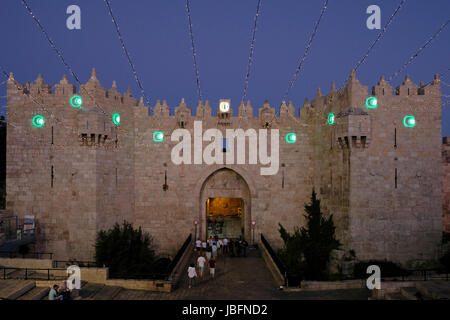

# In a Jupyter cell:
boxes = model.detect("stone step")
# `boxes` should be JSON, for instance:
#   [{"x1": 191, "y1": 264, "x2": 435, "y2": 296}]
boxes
[
  {"x1": 78, "y1": 283, "x2": 105, "y2": 300},
  {"x1": 0, "y1": 280, "x2": 35, "y2": 300},
  {"x1": 17, "y1": 286, "x2": 49, "y2": 300},
  {"x1": 385, "y1": 292, "x2": 411, "y2": 300},
  {"x1": 415, "y1": 281, "x2": 450, "y2": 300},
  {"x1": 400, "y1": 287, "x2": 420, "y2": 300},
  {"x1": 90, "y1": 285, "x2": 123, "y2": 300}
]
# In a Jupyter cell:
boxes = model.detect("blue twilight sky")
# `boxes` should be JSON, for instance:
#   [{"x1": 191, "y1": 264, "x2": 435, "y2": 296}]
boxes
[{"x1": 0, "y1": 0, "x2": 449, "y2": 136}]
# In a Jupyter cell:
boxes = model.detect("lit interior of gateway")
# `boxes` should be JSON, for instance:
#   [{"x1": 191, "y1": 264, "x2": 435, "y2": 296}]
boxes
[{"x1": 206, "y1": 198, "x2": 243, "y2": 239}]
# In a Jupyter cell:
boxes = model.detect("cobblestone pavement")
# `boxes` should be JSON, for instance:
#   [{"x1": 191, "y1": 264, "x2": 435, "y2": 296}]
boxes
[{"x1": 111, "y1": 248, "x2": 370, "y2": 300}]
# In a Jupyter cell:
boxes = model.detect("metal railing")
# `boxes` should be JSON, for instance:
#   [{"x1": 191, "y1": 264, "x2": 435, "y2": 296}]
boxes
[
  {"x1": 260, "y1": 234, "x2": 287, "y2": 277},
  {"x1": 53, "y1": 260, "x2": 97, "y2": 268},
  {"x1": 166, "y1": 233, "x2": 192, "y2": 276},
  {"x1": 108, "y1": 272, "x2": 171, "y2": 281},
  {"x1": 0, "y1": 251, "x2": 53, "y2": 260},
  {"x1": 1, "y1": 267, "x2": 67, "y2": 281}
]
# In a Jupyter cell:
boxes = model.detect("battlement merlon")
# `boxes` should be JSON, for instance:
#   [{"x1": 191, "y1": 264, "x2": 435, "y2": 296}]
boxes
[
  {"x1": 6, "y1": 68, "x2": 139, "y2": 107},
  {"x1": 310, "y1": 70, "x2": 442, "y2": 115},
  {"x1": 6, "y1": 68, "x2": 442, "y2": 117}
]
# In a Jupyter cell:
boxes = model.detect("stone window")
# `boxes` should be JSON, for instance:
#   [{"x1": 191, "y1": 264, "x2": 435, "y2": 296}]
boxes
[{"x1": 222, "y1": 138, "x2": 228, "y2": 153}]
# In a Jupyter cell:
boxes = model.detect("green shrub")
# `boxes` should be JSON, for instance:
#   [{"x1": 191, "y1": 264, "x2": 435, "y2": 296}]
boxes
[
  {"x1": 353, "y1": 260, "x2": 411, "y2": 278},
  {"x1": 94, "y1": 221, "x2": 166, "y2": 278},
  {"x1": 278, "y1": 189, "x2": 341, "y2": 281}
]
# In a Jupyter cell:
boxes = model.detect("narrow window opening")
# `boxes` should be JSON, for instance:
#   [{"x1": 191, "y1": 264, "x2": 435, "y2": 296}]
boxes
[
  {"x1": 395, "y1": 168, "x2": 398, "y2": 189},
  {"x1": 382, "y1": 88, "x2": 385, "y2": 95},
  {"x1": 86, "y1": 120, "x2": 88, "y2": 130},
  {"x1": 408, "y1": 88, "x2": 410, "y2": 95},
  {"x1": 222, "y1": 138, "x2": 228, "y2": 153},
  {"x1": 51, "y1": 165, "x2": 54, "y2": 188},
  {"x1": 90, "y1": 134, "x2": 95, "y2": 144},
  {"x1": 98, "y1": 134, "x2": 102, "y2": 144},
  {"x1": 361, "y1": 136, "x2": 367, "y2": 148},
  {"x1": 51, "y1": 126, "x2": 54, "y2": 145},
  {"x1": 394, "y1": 128, "x2": 397, "y2": 148}
]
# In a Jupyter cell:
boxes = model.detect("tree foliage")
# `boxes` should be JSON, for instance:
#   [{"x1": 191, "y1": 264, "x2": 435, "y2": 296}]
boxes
[
  {"x1": 94, "y1": 221, "x2": 164, "y2": 277},
  {"x1": 278, "y1": 189, "x2": 341, "y2": 280}
]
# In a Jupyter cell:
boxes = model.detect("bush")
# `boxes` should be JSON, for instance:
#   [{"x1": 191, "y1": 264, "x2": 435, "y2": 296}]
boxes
[
  {"x1": 353, "y1": 260, "x2": 411, "y2": 278},
  {"x1": 278, "y1": 189, "x2": 341, "y2": 281},
  {"x1": 94, "y1": 221, "x2": 167, "y2": 278}
]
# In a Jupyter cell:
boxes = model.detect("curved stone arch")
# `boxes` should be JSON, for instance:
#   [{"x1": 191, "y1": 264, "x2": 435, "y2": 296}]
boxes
[
  {"x1": 193, "y1": 165, "x2": 257, "y2": 199},
  {"x1": 195, "y1": 166, "x2": 253, "y2": 241}
]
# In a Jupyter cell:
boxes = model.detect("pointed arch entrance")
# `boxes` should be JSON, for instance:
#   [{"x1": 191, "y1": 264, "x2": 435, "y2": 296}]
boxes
[{"x1": 199, "y1": 168, "x2": 251, "y2": 241}]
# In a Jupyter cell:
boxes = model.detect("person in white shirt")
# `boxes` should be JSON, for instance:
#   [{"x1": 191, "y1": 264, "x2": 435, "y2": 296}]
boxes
[
  {"x1": 187, "y1": 263, "x2": 197, "y2": 288},
  {"x1": 195, "y1": 239, "x2": 202, "y2": 254},
  {"x1": 197, "y1": 255, "x2": 206, "y2": 277},
  {"x1": 201, "y1": 240, "x2": 207, "y2": 253},
  {"x1": 223, "y1": 238, "x2": 228, "y2": 254},
  {"x1": 212, "y1": 243, "x2": 218, "y2": 258},
  {"x1": 217, "y1": 239, "x2": 223, "y2": 255}
]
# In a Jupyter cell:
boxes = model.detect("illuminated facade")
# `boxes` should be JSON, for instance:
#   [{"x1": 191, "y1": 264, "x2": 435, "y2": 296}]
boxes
[{"x1": 5, "y1": 69, "x2": 446, "y2": 266}]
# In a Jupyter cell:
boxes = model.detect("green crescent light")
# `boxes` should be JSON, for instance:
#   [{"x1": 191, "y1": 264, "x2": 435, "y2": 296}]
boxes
[
  {"x1": 70, "y1": 95, "x2": 83, "y2": 108},
  {"x1": 286, "y1": 133, "x2": 297, "y2": 143},
  {"x1": 32, "y1": 115, "x2": 45, "y2": 128},
  {"x1": 153, "y1": 132, "x2": 164, "y2": 142},
  {"x1": 403, "y1": 115, "x2": 416, "y2": 128},
  {"x1": 366, "y1": 97, "x2": 378, "y2": 109},
  {"x1": 112, "y1": 113, "x2": 121, "y2": 125},
  {"x1": 327, "y1": 113, "x2": 335, "y2": 125}
]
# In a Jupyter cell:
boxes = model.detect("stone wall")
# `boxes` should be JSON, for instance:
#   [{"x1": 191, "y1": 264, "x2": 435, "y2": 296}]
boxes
[
  {"x1": 5, "y1": 68, "x2": 444, "y2": 266},
  {"x1": 443, "y1": 137, "x2": 450, "y2": 233}
]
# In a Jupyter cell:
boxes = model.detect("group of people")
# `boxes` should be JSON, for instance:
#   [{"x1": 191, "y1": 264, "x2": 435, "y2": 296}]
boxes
[
  {"x1": 187, "y1": 235, "x2": 249, "y2": 288},
  {"x1": 48, "y1": 282, "x2": 72, "y2": 300}
]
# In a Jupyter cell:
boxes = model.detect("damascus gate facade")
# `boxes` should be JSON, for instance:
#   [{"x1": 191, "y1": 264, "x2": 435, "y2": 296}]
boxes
[{"x1": 5, "y1": 68, "x2": 447, "y2": 265}]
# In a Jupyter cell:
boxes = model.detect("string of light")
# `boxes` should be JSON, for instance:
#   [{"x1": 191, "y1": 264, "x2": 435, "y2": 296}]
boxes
[
  {"x1": 242, "y1": 0, "x2": 262, "y2": 103},
  {"x1": 20, "y1": 0, "x2": 133, "y2": 136},
  {"x1": 0, "y1": 66, "x2": 80, "y2": 133},
  {"x1": 283, "y1": 0, "x2": 329, "y2": 102},
  {"x1": 186, "y1": 0, "x2": 203, "y2": 102},
  {"x1": 387, "y1": 18, "x2": 450, "y2": 82},
  {"x1": 348, "y1": 0, "x2": 407, "y2": 84},
  {"x1": 20, "y1": 0, "x2": 117, "y2": 121},
  {"x1": 104, "y1": 0, "x2": 151, "y2": 108}
]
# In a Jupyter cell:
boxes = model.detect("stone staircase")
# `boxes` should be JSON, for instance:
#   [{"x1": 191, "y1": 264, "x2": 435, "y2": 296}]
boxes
[
  {"x1": 0, "y1": 280, "x2": 35, "y2": 300},
  {"x1": 384, "y1": 281, "x2": 450, "y2": 300}
]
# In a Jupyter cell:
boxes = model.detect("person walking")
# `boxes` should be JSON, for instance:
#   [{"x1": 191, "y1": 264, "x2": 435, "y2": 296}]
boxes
[
  {"x1": 202, "y1": 240, "x2": 207, "y2": 254},
  {"x1": 195, "y1": 238, "x2": 202, "y2": 254},
  {"x1": 197, "y1": 254, "x2": 206, "y2": 278},
  {"x1": 223, "y1": 238, "x2": 228, "y2": 254},
  {"x1": 206, "y1": 245, "x2": 212, "y2": 261},
  {"x1": 217, "y1": 238, "x2": 223, "y2": 255},
  {"x1": 229, "y1": 239, "x2": 235, "y2": 257},
  {"x1": 187, "y1": 263, "x2": 197, "y2": 288},
  {"x1": 212, "y1": 243, "x2": 218, "y2": 259},
  {"x1": 209, "y1": 257, "x2": 216, "y2": 279}
]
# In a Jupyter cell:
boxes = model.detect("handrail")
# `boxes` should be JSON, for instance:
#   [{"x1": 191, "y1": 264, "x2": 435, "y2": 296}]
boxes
[
  {"x1": 166, "y1": 233, "x2": 192, "y2": 276},
  {"x1": 0, "y1": 251, "x2": 53, "y2": 260},
  {"x1": 53, "y1": 260, "x2": 97, "y2": 268},
  {"x1": 0, "y1": 267, "x2": 68, "y2": 281},
  {"x1": 260, "y1": 234, "x2": 287, "y2": 276}
]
